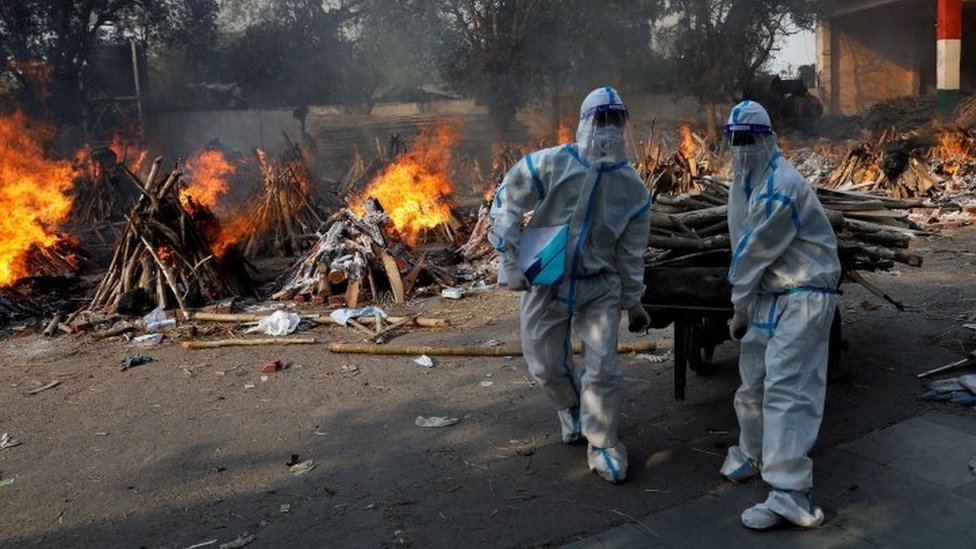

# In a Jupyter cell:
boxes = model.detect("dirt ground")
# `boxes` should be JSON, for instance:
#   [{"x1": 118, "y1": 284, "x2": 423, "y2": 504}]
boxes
[{"x1": 2, "y1": 227, "x2": 976, "y2": 549}]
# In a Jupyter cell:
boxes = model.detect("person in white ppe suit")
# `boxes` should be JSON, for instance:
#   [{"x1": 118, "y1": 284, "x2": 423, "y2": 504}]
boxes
[
  {"x1": 488, "y1": 86, "x2": 651, "y2": 484},
  {"x1": 719, "y1": 100, "x2": 841, "y2": 529}
]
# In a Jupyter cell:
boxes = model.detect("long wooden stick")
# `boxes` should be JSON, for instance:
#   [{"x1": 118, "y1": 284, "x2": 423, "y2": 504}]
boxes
[
  {"x1": 182, "y1": 337, "x2": 318, "y2": 349},
  {"x1": 327, "y1": 340, "x2": 660, "y2": 356}
]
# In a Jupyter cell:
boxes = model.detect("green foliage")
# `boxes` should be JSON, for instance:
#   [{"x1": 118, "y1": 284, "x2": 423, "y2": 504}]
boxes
[
  {"x1": 0, "y1": 0, "x2": 217, "y2": 121},
  {"x1": 657, "y1": 0, "x2": 828, "y2": 104}
]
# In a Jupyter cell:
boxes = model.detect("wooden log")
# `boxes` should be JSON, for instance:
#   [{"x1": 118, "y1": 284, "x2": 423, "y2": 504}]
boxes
[
  {"x1": 372, "y1": 243, "x2": 405, "y2": 303},
  {"x1": 649, "y1": 234, "x2": 730, "y2": 252},
  {"x1": 182, "y1": 337, "x2": 318, "y2": 349},
  {"x1": 43, "y1": 314, "x2": 62, "y2": 337},
  {"x1": 327, "y1": 340, "x2": 660, "y2": 356}
]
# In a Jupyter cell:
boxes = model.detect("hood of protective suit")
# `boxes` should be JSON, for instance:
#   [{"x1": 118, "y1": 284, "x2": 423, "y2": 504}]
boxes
[
  {"x1": 725, "y1": 101, "x2": 778, "y2": 187},
  {"x1": 577, "y1": 86, "x2": 630, "y2": 164}
]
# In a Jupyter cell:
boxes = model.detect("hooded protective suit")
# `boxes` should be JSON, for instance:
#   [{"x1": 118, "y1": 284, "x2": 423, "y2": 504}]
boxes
[
  {"x1": 488, "y1": 86, "x2": 651, "y2": 483},
  {"x1": 720, "y1": 100, "x2": 841, "y2": 529}
]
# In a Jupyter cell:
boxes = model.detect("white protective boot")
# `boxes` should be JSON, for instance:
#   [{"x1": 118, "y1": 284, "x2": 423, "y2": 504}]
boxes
[
  {"x1": 587, "y1": 442, "x2": 628, "y2": 484},
  {"x1": 720, "y1": 445, "x2": 761, "y2": 482},
  {"x1": 741, "y1": 489, "x2": 825, "y2": 530},
  {"x1": 557, "y1": 405, "x2": 583, "y2": 445}
]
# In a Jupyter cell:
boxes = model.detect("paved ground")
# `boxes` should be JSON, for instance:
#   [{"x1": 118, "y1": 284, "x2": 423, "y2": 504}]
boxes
[{"x1": 565, "y1": 410, "x2": 976, "y2": 549}]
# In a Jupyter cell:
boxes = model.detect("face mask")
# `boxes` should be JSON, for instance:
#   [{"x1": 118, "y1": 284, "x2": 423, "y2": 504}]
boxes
[{"x1": 590, "y1": 126, "x2": 623, "y2": 160}]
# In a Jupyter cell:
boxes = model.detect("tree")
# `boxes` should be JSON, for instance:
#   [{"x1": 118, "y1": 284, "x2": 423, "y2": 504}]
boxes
[
  {"x1": 420, "y1": 0, "x2": 663, "y2": 138},
  {"x1": 212, "y1": 0, "x2": 373, "y2": 109},
  {"x1": 656, "y1": 0, "x2": 829, "y2": 137},
  {"x1": 0, "y1": 0, "x2": 218, "y2": 123}
]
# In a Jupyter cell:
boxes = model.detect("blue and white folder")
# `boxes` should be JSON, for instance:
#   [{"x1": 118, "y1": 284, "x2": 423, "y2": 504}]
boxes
[{"x1": 498, "y1": 224, "x2": 568, "y2": 286}]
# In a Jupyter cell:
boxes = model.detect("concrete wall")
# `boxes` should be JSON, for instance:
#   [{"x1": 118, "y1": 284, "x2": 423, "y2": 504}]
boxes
[
  {"x1": 817, "y1": 0, "x2": 976, "y2": 116},
  {"x1": 818, "y1": 1, "x2": 933, "y2": 116},
  {"x1": 151, "y1": 108, "x2": 304, "y2": 158}
]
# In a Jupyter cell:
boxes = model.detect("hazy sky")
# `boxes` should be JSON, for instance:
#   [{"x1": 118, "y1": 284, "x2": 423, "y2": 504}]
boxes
[{"x1": 769, "y1": 29, "x2": 816, "y2": 75}]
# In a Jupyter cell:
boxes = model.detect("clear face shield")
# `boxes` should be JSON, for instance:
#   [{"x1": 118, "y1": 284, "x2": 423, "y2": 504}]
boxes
[
  {"x1": 722, "y1": 122, "x2": 777, "y2": 181},
  {"x1": 578, "y1": 104, "x2": 638, "y2": 164}
]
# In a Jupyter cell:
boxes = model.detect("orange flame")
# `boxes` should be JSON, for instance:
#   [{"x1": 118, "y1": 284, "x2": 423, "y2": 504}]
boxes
[
  {"x1": 181, "y1": 149, "x2": 235, "y2": 209},
  {"x1": 211, "y1": 214, "x2": 252, "y2": 259},
  {"x1": 556, "y1": 123, "x2": 573, "y2": 145},
  {"x1": 935, "y1": 130, "x2": 974, "y2": 176},
  {"x1": 109, "y1": 134, "x2": 148, "y2": 173},
  {"x1": 0, "y1": 111, "x2": 78, "y2": 285},
  {"x1": 859, "y1": 161, "x2": 881, "y2": 184},
  {"x1": 678, "y1": 124, "x2": 697, "y2": 159},
  {"x1": 778, "y1": 135, "x2": 791, "y2": 153},
  {"x1": 352, "y1": 125, "x2": 456, "y2": 246}
]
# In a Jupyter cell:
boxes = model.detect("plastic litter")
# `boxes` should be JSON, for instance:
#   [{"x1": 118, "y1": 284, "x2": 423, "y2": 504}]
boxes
[
  {"x1": 129, "y1": 333, "x2": 163, "y2": 347},
  {"x1": 245, "y1": 310, "x2": 301, "y2": 336},
  {"x1": 120, "y1": 354, "x2": 153, "y2": 371},
  {"x1": 329, "y1": 306, "x2": 388, "y2": 327},
  {"x1": 289, "y1": 459, "x2": 316, "y2": 476},
  {"x1": 634, "y1": 351, "x2": 672, "y2": 363},
  {"x1": 261, "y1": 360, "x2": 282, "y2": 373},
  {"x1": 479, "y1": 381, "x2": 494, "y2": 387},
  {"x1": 141, "y1": 307, "x2": 175, "y2": 332},
  {"x1": 441, "y1": 287, "x2": 465, "y2": 299},
  {"x1": 921, "y1": 374, "x2": 976, "y2": 409},
  {"x1": 415, "y1": 416, "x2": 459, "y2": 428},
  {"x1": 0, "y1": 433, "x2": 21, "y2": 450},
  {"x1": 969, "y1": 456, "x2": 976, "y2": 476},
  {"x1": 0, "y1": 478, "x2": 13, "y2": 489},
  {"x1": 413, "y1": 355, "x2": 435, "y2": 368}
]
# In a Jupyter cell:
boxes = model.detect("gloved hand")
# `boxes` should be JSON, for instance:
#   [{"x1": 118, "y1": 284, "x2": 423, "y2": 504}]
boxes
[
  {"x1": 627, "y1": 304, "x2": 650, "y2": 333},
  {"x1": 502, "y1": 261, "x2": 529, "y2": 292},
  {"x1": 729, "y1": 308, "x2": 749, "y2": 340}
]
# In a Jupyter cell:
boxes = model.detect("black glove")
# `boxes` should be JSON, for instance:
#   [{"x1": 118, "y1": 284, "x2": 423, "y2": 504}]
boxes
[{"x1": 627, "y1": 304, "x2": 650, "y2": 333}]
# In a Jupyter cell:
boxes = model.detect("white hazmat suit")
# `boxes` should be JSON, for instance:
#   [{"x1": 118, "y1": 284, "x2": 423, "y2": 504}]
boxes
[
  {"x1": 719, "y1": 100, "x2": 841, "y2": 529},
  {"x1": 489, "y1": 86, "x2": 651, "y2": 484}
]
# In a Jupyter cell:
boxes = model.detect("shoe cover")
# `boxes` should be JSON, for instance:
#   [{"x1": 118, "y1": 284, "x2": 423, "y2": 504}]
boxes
[
  {"x1": 587, "y1": 443, "x2": 627, "y2": 484},
  {"x1": 741, "y1": 489, "x2": 825, "y2": 530},
  {"x1": 558, "y1": 406, "x2": 582, "y2": 444},
  {"x1": 720, "y1": 445, "x2": 760, "y2": 482}
]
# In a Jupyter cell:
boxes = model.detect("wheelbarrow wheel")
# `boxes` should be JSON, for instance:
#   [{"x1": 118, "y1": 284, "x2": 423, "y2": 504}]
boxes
[
  {"x1": 826, "y1": 306, "x2": 850, "y2": 383},
  {"x1": 687, "y1": 323, "x2": 719, "y2": 375}
]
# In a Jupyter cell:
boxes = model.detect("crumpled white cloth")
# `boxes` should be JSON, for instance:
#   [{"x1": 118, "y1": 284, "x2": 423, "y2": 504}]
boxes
[
  {"x1": 329, "y1": 306, "x2": 388, "y2": 327},
  {"x1": 245, "y1": 310, "x2": 301, "y2": 336}
]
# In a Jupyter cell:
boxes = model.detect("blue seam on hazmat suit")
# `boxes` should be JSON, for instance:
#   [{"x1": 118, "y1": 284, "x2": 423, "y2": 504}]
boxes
[
  {"x1": 564, "y1": 144, "x2": 590, "y2": 168},
  {"x1": 526, "y1": 153, "x2": 545, "y2": 200},
  {"x1": 599, "y1": 448, "x2": 620, "y2": 481}
]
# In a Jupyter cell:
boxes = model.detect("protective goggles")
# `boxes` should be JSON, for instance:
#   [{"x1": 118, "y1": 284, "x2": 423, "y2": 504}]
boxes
[
  {"x1": 581, "y1": 103, "x2": 629, "y2": 122},
  {"x1": 723, "y1": 123, "x2": 772, "y2": 146}
]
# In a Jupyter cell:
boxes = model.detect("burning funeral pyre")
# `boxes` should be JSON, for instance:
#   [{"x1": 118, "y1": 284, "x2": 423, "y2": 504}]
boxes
[
  {"x1": 0, "y1": 111, "x2": 86, "y2": 322},
  {"x1": 82, "y1": 156, "x2": 252, "y2": 318},
  {"x1": 237, "y1": 144, "x2": 326, "y2": 258},
  {"x1": 272, "y1": 125, "x2": 463, "y2": 307}
]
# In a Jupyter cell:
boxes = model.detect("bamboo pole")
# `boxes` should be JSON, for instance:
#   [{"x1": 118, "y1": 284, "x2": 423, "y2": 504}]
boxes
[
  {"x1": 326, "y1": 340, "x2": 660, "y2": 356},
  {"x1": 182, "y1": 337, "x2": 318, "y2": 349}
]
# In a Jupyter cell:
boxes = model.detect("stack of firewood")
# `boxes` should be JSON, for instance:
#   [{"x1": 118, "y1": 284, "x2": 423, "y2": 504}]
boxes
[
  {"x1": 83, "y1": 157, "x2": 243, "y2": 318},
  {"x1": 68, "y1": 147, "x2": 139, "y2": 226},
  {"x1": 272, "y1": 199, "x2": 457, "y2": 307},
  {"x1": 240, "y1": 147, "x2": 326, "y2": 258},
  {"x1": 638, "y1": 128, "x2": 719, "y2": 197},
  {"x1": 823, "y1": 141, "x2": 939, "y2": 200},
  {"x1": 648, "y1": 179, "x2": 925, "y2": 275}
]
